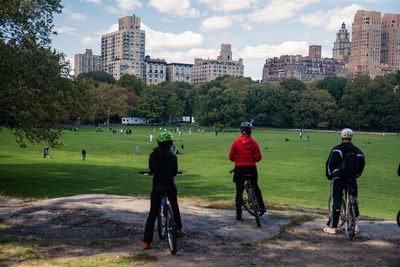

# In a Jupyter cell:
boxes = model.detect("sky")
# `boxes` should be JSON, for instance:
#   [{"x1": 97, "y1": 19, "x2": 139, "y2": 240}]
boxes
[{"x1": 52, "y1": 0, "x2": 399, "y2": 80}]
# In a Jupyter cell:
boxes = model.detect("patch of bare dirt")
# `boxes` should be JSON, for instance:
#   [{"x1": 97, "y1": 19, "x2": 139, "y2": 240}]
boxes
[{"x1": 0, "y1": 197, "x2": 399, "y2": 266}]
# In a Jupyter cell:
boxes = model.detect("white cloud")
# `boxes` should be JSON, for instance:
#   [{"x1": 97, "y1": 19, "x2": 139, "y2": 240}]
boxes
[
  {"x1": 148, "y1": 0, "x2": 200, "y2": 18},
  {"x1": 201, "y1": 15, "x2": 245, "y2": 31},
  {"x1": 142, "y1": 23, "x2": 203, "y2": 50},
  {"x1": 100, "y1": 23, "x2": 119, "y2": 35},
  {"x1": 55, "y1": 27, "x2": 77, "y2": 35},
  {"x1": 86, "y1": 0, "x2": 101, "y2": 3},
  {"x1": 249, "y1": 0, "x2": 319, "y2": 23},
  {"x1": 198, "y1": 0, "x2": 258, "y2": 12},
  {"x1": 81, "y1": 36, "x2": 100, "y2": 45},
  {"x1": 148, "y1": 48, "x2": 219, "y2": 64},
  {"x1": 116, "y1": 0, "x2": 142, "y2": 10},
  {"x1": 236, "y1": 41, "x2": 309, "y2": 59},
  {"x1": 201, "y1": 16, "x2": 234, "y2": 31},
  {"x1": 300, "y1": 4, "x2": 363, "y2": 31},
  {"x1": 106, "y1": 0, "x2": 142, "y2": 14},
  {"x1": 68, "y1": 12, "x2": 86, "y2": 21},
  {"x1": 241, "y1": 23, "x2": 253, "y2": 31}
]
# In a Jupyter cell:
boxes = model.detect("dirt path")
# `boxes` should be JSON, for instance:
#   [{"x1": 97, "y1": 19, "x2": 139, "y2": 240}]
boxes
[{"x1": 0, "y1": 194, "x2": 399, "y2": 266}]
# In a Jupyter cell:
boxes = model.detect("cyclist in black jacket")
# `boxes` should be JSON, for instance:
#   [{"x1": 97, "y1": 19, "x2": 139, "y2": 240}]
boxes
[
  {"x1": 142, "y1": 132, "x2": 186, "y2": 249},
  {"x1": 325, "y1": 128, "x2": 365, "y2": 234}
]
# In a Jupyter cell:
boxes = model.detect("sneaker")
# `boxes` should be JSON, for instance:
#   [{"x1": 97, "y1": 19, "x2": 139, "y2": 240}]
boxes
[
  {"x1": 177, "y1": 229, "x2": 186, "y2": 237},
  {"x1": 142, "y1": 242, "x2": 150, "y2": 249},
  {"x1": 323, "y1": 226, "x2": 337, "y2": 234}
]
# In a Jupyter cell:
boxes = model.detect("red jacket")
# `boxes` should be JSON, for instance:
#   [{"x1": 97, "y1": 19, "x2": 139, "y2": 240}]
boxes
[{"x1": 229, "y1": 136, "x2": 262, "y2": 166}]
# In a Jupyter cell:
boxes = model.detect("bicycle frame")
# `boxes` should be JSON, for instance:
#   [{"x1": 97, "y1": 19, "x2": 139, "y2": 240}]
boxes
[
  {"x1": 344, "y1": 186, "x2": 357, "y2": 240},
  {"x1": 230, "y1": 169, "x2": 261, "y2": 227}
]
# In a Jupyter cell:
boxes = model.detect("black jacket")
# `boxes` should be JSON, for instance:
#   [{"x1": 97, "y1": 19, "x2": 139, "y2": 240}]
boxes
[
  {"x1": 326, "y1": 142, "x2": 365, "y2": 180},
  {"x1": 149, "y1": 148, "x2": 178, "y2": 190}
]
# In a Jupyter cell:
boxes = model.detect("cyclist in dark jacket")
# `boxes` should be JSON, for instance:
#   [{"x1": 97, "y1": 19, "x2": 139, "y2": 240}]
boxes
[
  {"x1": 229, "y1": 122, "x2": 266, "y2": 221},
  {"x1": 142, "y1": 132, "x2": 185, "y2": 249},
  {"x1": 324, "y1": 128, "x2": 365, "y2": 234}
]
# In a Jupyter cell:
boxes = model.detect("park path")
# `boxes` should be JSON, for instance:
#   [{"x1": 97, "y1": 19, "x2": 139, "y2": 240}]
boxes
[{"x1": 1, "y1": 194, "x2": 399, "y2": 242}]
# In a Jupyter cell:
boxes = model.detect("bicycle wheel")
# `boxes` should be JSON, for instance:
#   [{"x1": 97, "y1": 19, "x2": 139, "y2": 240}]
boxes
[
  {"x1": 157, "y1": 209, "x2": 166, "y2": 240},
  {"x1": 345, "y1": 197, "x2": 356, "y2": 240},
  {"x1": 247, "y1": 187, "x2": 260, "y2": 227},
  {"x1": 243, "y1": 186, "x2": 255, "y2": 216},
  {"x1": 328, "y1": 196, "x2": 345, "y2": 228},
  {"x1": 166, "y1": 204, "x2": 177, "y2": 255},
  {"x1": 397, "y1": 210, "x2": 400, "y2": 227}
]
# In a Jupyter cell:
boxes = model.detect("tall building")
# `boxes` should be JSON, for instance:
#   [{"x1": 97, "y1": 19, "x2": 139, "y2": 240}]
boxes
[
  {"x1": 191, "y1": 43, "x2": 244, "y2": 85},
  {"x1": 348, "y1": 10, "x2": 382, "y2": 79},
  {"x1": 166, "y1": 63, "x2": 193, "y2": 83},
  {"x1": 144, "y1": 56, "x2": 166, "y2": 85},
  {"x1": 309, "y1": 45, "x2": 321, "y2": 59},
  {"x1": 74, "y1": 49, "x2": 101, "y2": 78},
  {"x1": 381, "y1": 13, "x2": 400, "y2": 72},
  {"x1": 261, "y1": 46, "x2": 346, "y2": 83},
  {"x1": 332, "y1": 22, "x2": 351, "y2": 64},
  {"x1": 101, "y1": 15, "x2": 145, "y2": 80}
]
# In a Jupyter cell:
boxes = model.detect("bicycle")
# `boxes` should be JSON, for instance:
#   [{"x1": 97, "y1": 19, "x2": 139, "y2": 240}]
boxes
[
  {"x1": 230, "y1": 169, "x2": 261, "y2": 227},
  {"x1": 140, "y1": 171, "x2": 182, "y2": 255},
  {"x1": 328, "y1": 184, "x2": 358, "y2": 240}
]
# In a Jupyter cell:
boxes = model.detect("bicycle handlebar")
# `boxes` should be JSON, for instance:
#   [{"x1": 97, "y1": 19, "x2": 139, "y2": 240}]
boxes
[
  {"x1": 229, "y1": 169, "x2": 235, "y2": 174},
  {"x1": 139, "y1": 171, "x2": 183, "y2": 175}
]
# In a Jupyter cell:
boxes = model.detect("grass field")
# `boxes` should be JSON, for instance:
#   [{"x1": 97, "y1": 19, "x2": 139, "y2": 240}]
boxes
[{"x1": 0, "y1": 126, "x2": 399, "y2": 219}]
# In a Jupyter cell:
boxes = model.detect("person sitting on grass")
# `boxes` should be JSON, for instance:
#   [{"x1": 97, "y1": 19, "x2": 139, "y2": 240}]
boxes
[{"x1": 142, "y1": 132, "x2": 186, "y2": 249}]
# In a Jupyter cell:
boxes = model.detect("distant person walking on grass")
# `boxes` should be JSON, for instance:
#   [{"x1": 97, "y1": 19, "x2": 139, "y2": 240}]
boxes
[
  {"x1": 136, "y1": 144, "x2": 140, "y2": 154},
  {"x1": 324, "y1": 128, "x2": 365, "y2": 235},
  {"x1": 181, "y1": 144, "x2": 184, "y2": 155},
  {"x1": 82, "y1": 148, "x2": 86, "y2": 161},
  {"x1": 229, "y1": 122, "x2": 266, "y2": 221},
  {"x1": 43, "y1": 146, "x2": 49, "y2": 158},
  {"x1": 142, "y1": 132, "x2": 186, "y2": 249}
]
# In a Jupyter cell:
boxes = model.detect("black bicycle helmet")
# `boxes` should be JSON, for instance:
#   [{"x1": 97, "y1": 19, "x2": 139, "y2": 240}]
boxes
[{"x1": 240, "y1": 122, "x2": 252, "y2": 134}]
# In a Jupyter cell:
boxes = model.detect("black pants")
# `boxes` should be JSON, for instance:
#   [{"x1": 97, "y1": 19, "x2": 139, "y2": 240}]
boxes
[
  {"x1": 143, "y1": 186, "x2": 183, "y2": 243},
  {"x1": 234, "y1": 166, "x2": 265, "y2": 216},
  {"x1": 328, "y1": 177, "x2": 359, "y2": 228}
]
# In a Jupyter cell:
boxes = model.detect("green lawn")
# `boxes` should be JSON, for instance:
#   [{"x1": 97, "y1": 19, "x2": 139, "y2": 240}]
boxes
[{"x1": 0, "y1": 126, "x2": 399, "y2": 219}]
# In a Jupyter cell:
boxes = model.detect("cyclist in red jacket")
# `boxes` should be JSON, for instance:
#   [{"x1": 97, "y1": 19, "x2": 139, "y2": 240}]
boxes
[{"x1": 229, "y1": 122, "x2": 266, "y2": 220}]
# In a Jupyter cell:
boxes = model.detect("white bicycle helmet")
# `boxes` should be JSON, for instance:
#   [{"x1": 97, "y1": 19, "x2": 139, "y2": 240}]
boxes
[{"x1": 341, "y1": 128, "x2": 353, "y2": 139}]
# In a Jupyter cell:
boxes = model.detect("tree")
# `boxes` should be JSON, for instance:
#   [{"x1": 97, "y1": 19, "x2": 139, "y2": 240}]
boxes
[
  {"x1": 117, "y1": 74, "x2": 146, "y2": 95},
  {"x1": 0, "y1": 0, "x2": 62, "y2": 46},
  {"x1": 0, "y1": 0, "x2": 81, "y2": 147},
  {"x1": 193, "y1": 86, "x2": 245, "y2": 127},
  {"x1": 88, "y1": 83, "x2": 129, "y2": 125},
  {"x1": 135, "y1": 85, "x2": 167, "y2": 123},
  {"x1": 76, "y1": 71, "x2": 116, "y2": 84},
  {"x1": 317, "y1": 77, "x2": 347, "y2": 105},
  {"x1": 279, "y1": 78, "x2": 307, "y2": 92}
]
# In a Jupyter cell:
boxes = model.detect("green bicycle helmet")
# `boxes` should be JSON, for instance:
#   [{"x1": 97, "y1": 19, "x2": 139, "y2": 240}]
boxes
[{"x1": 157, "y1": 131, "x2": 173, "y2": 142}]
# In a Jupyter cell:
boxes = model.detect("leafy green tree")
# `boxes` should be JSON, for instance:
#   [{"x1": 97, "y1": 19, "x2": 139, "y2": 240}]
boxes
[
  {"x1": 76, "y1": 71, "x2": 116, "y2": 84},
  {"x1": 0, "y1": 0, "x2": 62, "y2": 46},
  {"x1": 88, "y1": 83, "x2": 129, "y2": 125},
  {"x1": 193, "y1": 86, "x2": 244, "y2": 127},
  {"x1": 317, "y1": 77, "x2": 347, "y2": 105},
  {"x1": 116, "y1": 74, "x2": 146, "y2": 95},
  {"x1": 279, "y1": 78, "x2": 307, "y2": 92},
  {"x1": 135, "y1": 85, "x2": 167, "y2": 123},
  {"x1": 0, "y1": 0, "x2": 79, "y2": 147},
  {"x1": 245, "y1": 83, "x2": 290, "y2": 127}
]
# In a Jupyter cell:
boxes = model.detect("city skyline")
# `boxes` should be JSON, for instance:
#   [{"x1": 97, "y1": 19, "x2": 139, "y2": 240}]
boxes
[{"x1": 52, "y1": 0, "x2": 398, "y2": 80}]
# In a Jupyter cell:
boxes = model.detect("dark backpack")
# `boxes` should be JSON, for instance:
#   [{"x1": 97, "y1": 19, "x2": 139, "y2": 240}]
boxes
[{"x1": 341, "y1": 149, "x2": 359, "y2": 179}]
